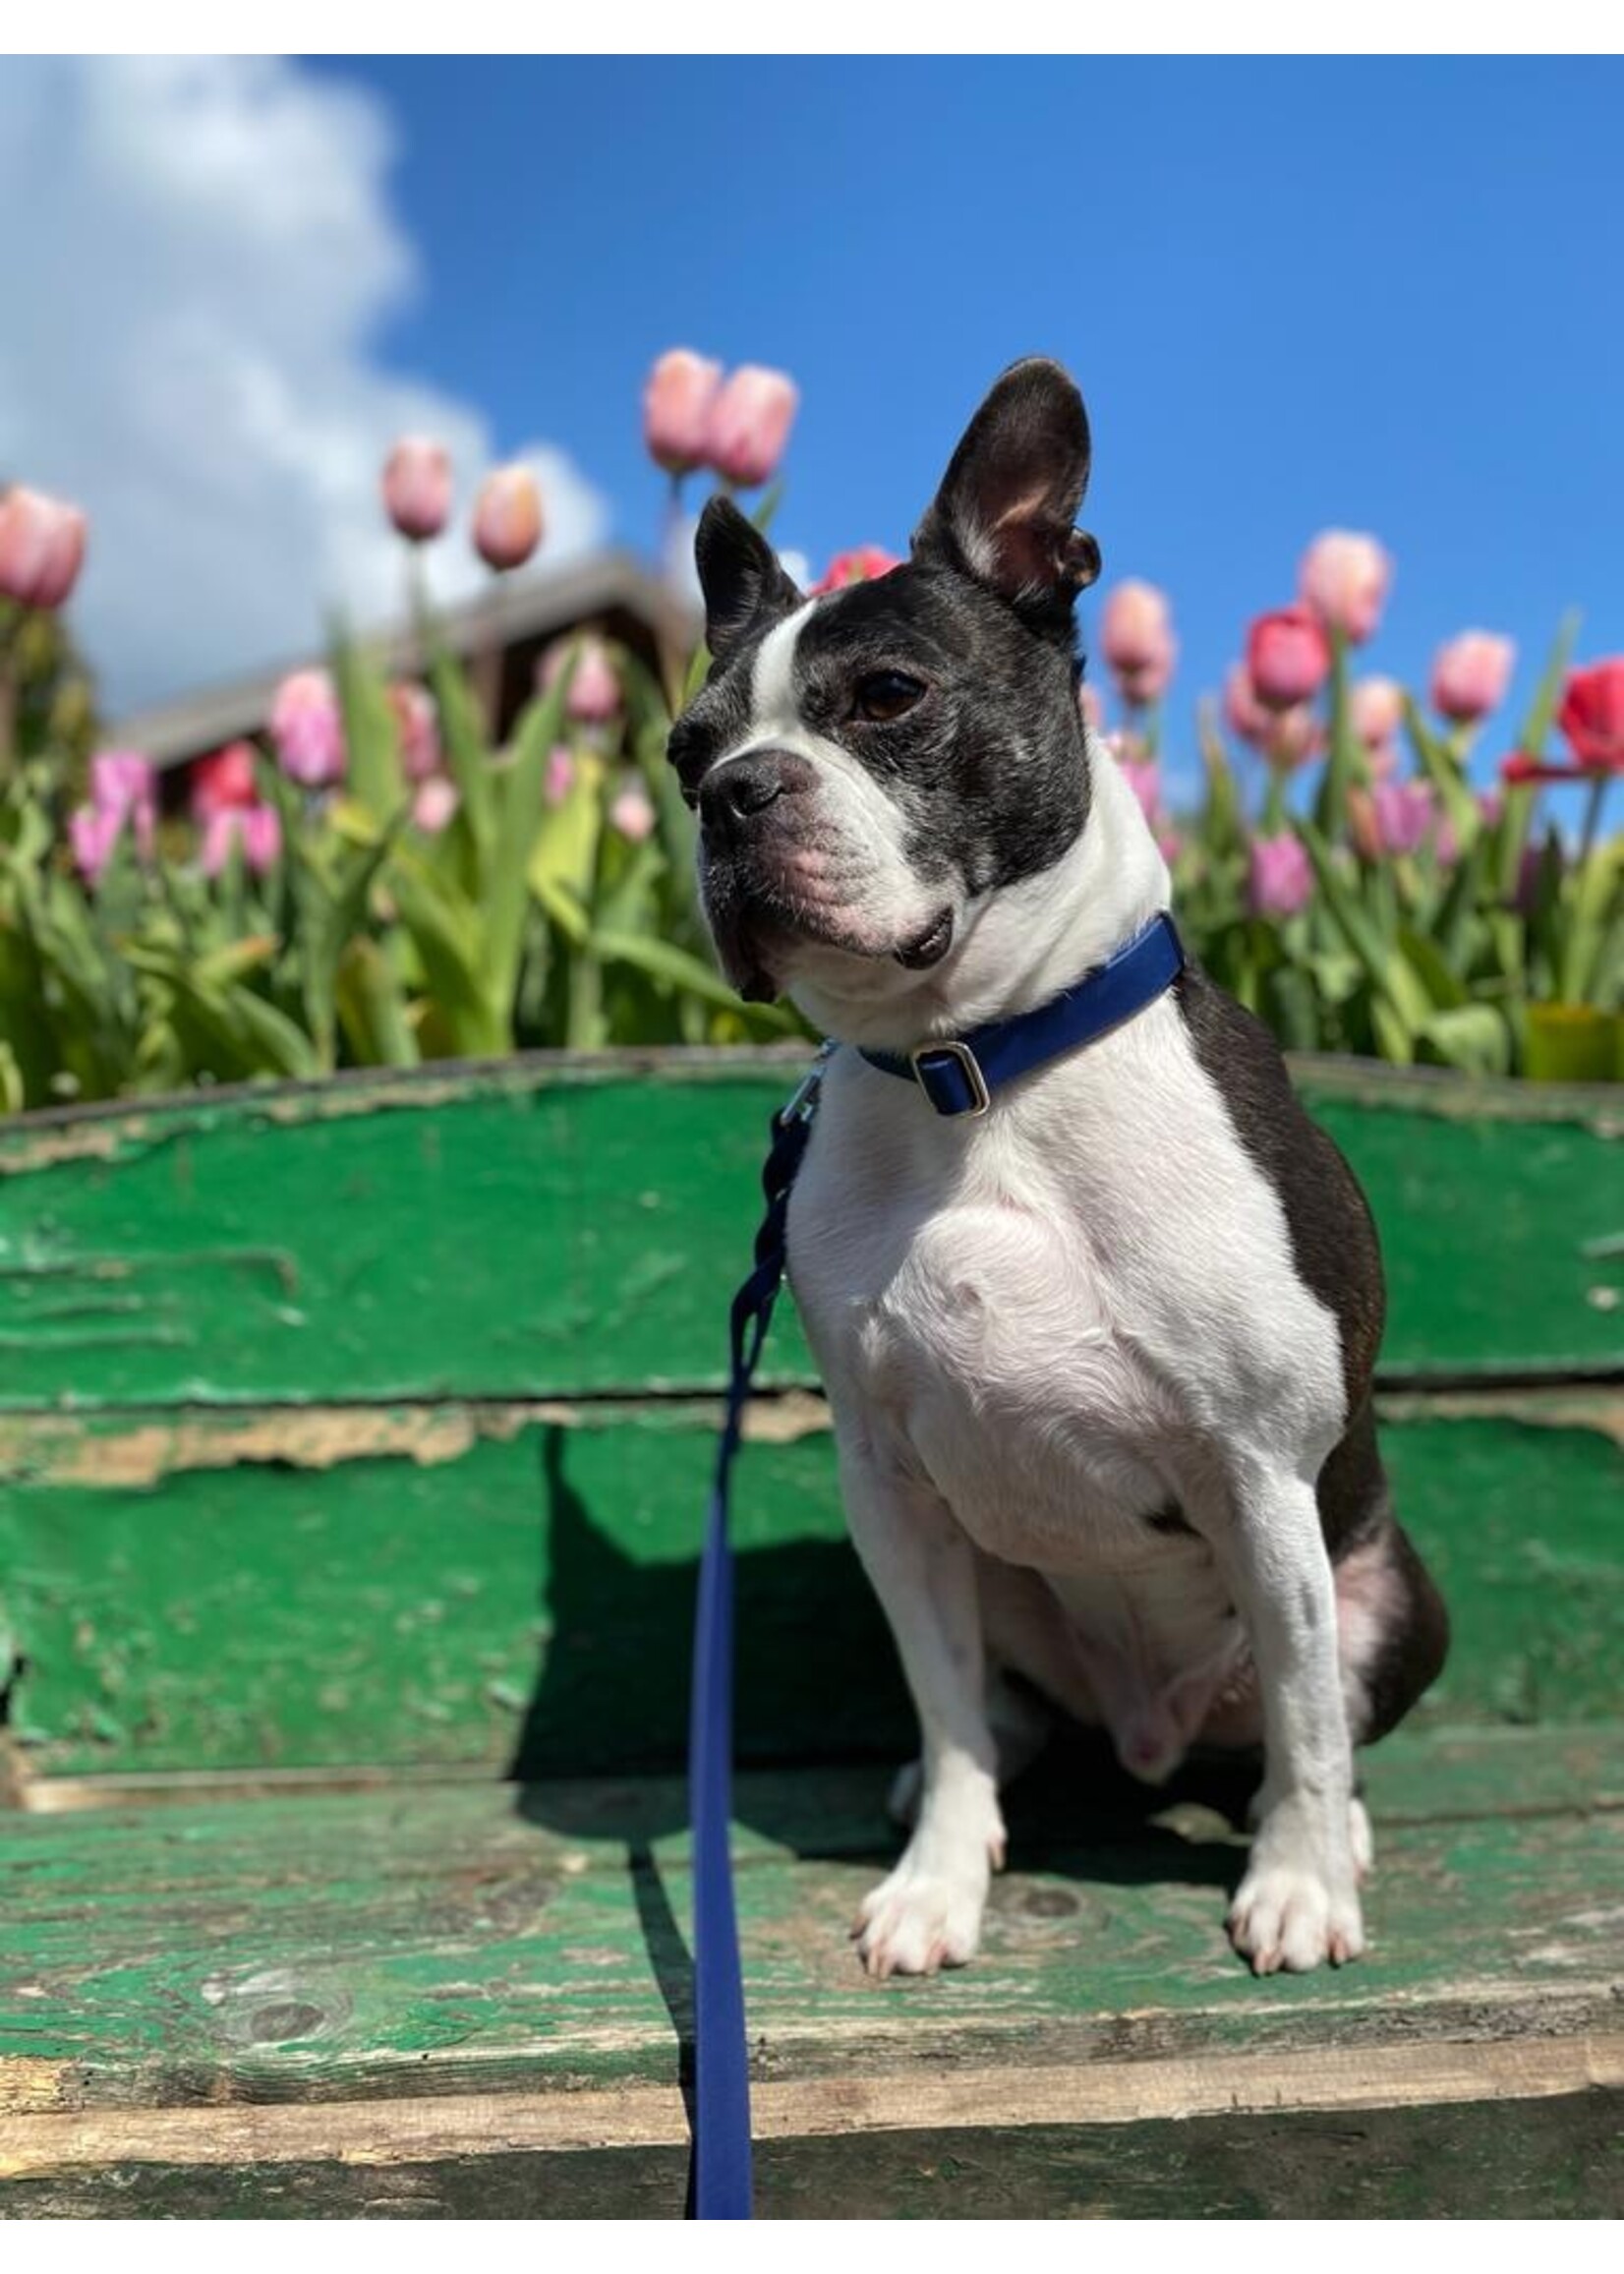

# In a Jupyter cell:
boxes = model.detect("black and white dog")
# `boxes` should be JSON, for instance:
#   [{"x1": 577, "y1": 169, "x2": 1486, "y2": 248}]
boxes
[{"x1": 668, "y1": 359, "x2": 1448, "y2": 1978}]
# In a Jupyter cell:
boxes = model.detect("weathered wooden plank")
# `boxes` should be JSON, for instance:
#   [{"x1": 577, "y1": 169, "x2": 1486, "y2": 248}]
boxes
[
  {"x1": 0, "y1": 1052, "x2": 1617, "y2": 1412},
  {"x1": 1, "y1": 1398, "x2": 1618, "y2": 1779},
  {"x1": 5, "y1": 2088, "x2": 1621, "y2": 2218},
  {"x1": 0, "y1": 1750, "x2": 1619, "y2": 2124}
]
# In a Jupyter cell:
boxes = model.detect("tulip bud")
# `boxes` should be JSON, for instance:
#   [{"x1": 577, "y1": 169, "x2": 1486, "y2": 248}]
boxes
[
  {"x1": 705, "y1": 366, "x2": 798, "y2": 488},
  {"x1": 270, "y1": 669, "x2": 346, "y2": 788},
  {"x1": 541, "y1": 635, "x2": 620, "y2": 724},
  {"x1": 609, "y1": 780, "x2": 656, "y2": 843},
  {"x1": 202, "y1": 803, "x2": 282, "y2": 879},
  {"x1": 473, "y1": 466, "x2": 543, "y2": 572},
  {"x1": 68, "y1": 802, "x2": 122, "y2": 888},
  {"x1": 412, "y1": 776, "x2": 459, "y2": 836},
  {"x1": 1076, "y1": 679, "x2": 1104, "y2": 733},
  {"x1": 88, "y1": 750, "x2": 157, "y2": 860},
  {"x1": 1431, "y1": 632, "x2": 1515, "y2": 726},
  {"x1": 644, "y1": 349, "x2": 724, "y2": 476},
  {"x1": 1298, "y1": 530, "x2": 1391, "y2": 645},
  {"x1": 546, "y1": 747, "x2": 576, "y2": 807},
  {"x1": 1247, "y1": 833, "x2": 1314, "y2": 919},
  {"x1": 381, "y1": 437, "x2": 451, "y2": 543},
  {"x1": 0, "y1": 487, "x2": 87, "y2": 612},
  {"x1": 1350, "y1": 675, "x2": 1406, "y2": 748},
  {"x1": 1246, "y1": 605, "x2": 1332, "y2": 710}
]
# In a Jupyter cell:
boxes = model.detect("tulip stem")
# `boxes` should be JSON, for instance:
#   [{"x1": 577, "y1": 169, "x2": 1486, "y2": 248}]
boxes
[{"x1": 1578, "y1": 773, "x2": 1609, "y2": 870}]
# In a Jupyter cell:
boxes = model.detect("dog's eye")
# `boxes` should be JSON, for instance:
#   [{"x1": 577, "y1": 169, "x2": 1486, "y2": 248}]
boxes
[{"x1": 853, "y1": 671, "x2": 926, "y2": 724}]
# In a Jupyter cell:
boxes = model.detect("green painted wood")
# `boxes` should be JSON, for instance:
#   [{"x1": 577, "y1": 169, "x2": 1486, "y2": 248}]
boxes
[
  {"x1": 1, "y1": 1739, "x2": 1620, "y2": 2113},
  {"x1": 0, "y1": 1051, "x2": 1618, "y2": 1413},
  {"x1": 2, "y1": 1401, "x2": 1618, "y2": 1778},
  {"x1": 6, "y1": 2093, "x2": 1620, "y2": 2219}
]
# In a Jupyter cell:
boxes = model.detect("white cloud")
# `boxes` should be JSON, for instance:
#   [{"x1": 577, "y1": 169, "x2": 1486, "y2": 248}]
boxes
[{"x1": 0, "y1": 58, "x2": 609, "y2": 718}]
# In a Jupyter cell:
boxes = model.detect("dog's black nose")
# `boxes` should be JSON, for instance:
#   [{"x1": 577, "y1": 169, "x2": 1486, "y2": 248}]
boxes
[{"x1": 699, "y1": 753, "x2": 795, "y2": 835}]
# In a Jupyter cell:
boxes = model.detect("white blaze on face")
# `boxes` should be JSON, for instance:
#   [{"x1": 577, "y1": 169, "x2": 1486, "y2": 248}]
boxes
[{"x1": 707, "y1": 603, "x2": 944, "y2": 970}]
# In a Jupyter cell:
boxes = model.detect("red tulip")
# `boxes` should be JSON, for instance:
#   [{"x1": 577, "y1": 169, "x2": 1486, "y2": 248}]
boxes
[
  {"x1": 0, "y1": 486, "x2": 87, "y2": 611},
  {"x1": 473, "y1": 466, "x2": 543, "y2": 572},
  {"x1": 1431, "y1": 632, "x2": 1514, "y2": 725},
  {"x1": 191, "y1": 742, "x2": 260, "y2": 821},
  {"x1": 705, "y1": 366, "x2": 798, "y2": 488},
  {"x1": 381, "y1": 437, "x2": 451, "y2": 543},
  {"x1": 811, "y1": 545, "x2": 903, "y2": 595},
  {"x1": 644, "y1": 349, "x2": 724, "y2": 476},
  {"x1": 1557, "y1": 660, "x2": 1624, "y2": 773},
  {"x1": 1299, "y1": 530, "x2": 1391, "y2": 645},
  {"x1": 1247, "y1": 605, "x2": 1332, "y2": 710}
]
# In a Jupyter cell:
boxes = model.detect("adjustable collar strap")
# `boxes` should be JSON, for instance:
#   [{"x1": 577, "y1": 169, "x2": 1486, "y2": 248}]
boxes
[{"x1": 859, "y1": 909, "x2": 1186, "y2": 1117}]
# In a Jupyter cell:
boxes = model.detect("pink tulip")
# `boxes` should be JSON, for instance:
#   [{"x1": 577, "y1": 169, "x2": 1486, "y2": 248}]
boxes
[
  {"x1": 88, "y1": 750, "x2": 157, "y2": 860},
  {"x1": 1263, "y1": 703, "x2": 1324, "y2": 772},
  {"x1": 1101, "y1": 582, "x2": 1178, "y2": 705},
  {"x1": 1431, "y1": 631, "x2": 1515, "y2": 725},
  {"x1": 1076, "y1": 679, "x2": 1104, "y2": 732},
  {"x1": 1247, "y1": 605, "x2": 1332, "y2": 710},
  {"x1": 609, "y1": 781, "x2": 656, "y2": 843},
  {"x1": 412, "y1": 776, "x2": 459, "y2": 836},
  {"x1": 1299, "y1": 530, "x2": 1391, "y2": 645},
  {"x1": 387, "y1": 681, "x2": 441, "y2": 782},
  {"x1": 811, "y1": 545, "x2": 903, "y2": 595},
  {"x1": 270, "y1": 669, "x2": 346, "y2": 788},
  {"x1": 1353, "y1": 779, "x2": 1435, "y2": 859},
  {"x1": 0, "y1": 486, "x2": 87, "y2": 611},
  {"x1": 1350, "y1": 675, "x2": 1406, "y2": 749},
  {"x1": 473, "y1": 465, "x2": 543, "y2": 572},
  {"x1": 643, "y1": 349, "x2": 724, "y2": 476},
  {"x1": 192, "y1": 742, "x2": 260, "y2": 821},
  {"x1": 1101, "y1": 580, "x2": 1173, "y2": 674},
  {"x1": 705, "y1": 366, "x2": 798, "y2": 488},
  {"x1": 68, "y1": 802, "x2": 122, "y2": 887},
  {"x1": 381, "y1": 437, "x2": 451, "y2": 543},
  {"x1": 1224, "y1": 662, "x2": 1273, "y2": 750},
  {"x1": 542, "y1": 634, "x2": 620, "y2": 724},
  {"x1": 546, "y1": 747, "x2": 575, "y2": 807},
  {"x1": 1247, "y1": 833, "x2": 1314, "y2": 919},
  {"x1": 202, "y1": 802, "x2": 282, "y2": 878}
]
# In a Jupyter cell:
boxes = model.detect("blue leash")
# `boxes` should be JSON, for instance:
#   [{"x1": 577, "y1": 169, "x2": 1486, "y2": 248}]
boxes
[
  {"x1": 689, "y1": 1045, "x2": 832, "y2": 2219},
  {"x1": 685, "y1": 913, "x2": 1186, "y2": 2213}
]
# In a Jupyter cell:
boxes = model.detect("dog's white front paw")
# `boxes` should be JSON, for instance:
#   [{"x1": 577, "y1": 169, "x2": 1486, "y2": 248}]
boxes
[
  {"x1": 1229, "y1": 1795, "x2": 1364, "y2": 1974},
  {"x1": 854, "y1": 1848, "x2": 990, "y2": 1977}
]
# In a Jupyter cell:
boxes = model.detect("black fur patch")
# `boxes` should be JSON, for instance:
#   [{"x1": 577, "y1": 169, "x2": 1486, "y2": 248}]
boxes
[{"x1": 1174, "y1": 961, "x2": 1385, "y2": 1416}]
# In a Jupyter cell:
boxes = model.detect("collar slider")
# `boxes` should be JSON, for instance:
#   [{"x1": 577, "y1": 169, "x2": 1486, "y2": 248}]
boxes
[{"x1": 908, "y1": 1038, "x2": 992, "y2": 1117}]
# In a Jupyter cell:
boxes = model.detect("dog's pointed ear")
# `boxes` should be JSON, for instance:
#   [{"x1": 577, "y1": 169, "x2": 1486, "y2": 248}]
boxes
[
  {"x1": 912, "y1": 359, "x2": 1100, "y2": 619},
  {"x1": 694, "y1": 496, "x2": 804, "y2": 666}
]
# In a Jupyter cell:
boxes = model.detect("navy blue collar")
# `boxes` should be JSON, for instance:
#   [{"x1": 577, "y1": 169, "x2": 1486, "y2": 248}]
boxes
[{"x1": 858, "y1": 909, "x2": 1186, "y2": 1118}]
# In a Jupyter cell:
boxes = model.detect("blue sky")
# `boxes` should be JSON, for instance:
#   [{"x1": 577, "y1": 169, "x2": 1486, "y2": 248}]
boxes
[
  {"x1": 308, "y1": 54, "x2": 1623, "y2": 792},
  {"x1": 7, "y1": 57, "x2": 1620, "y2": 795}
]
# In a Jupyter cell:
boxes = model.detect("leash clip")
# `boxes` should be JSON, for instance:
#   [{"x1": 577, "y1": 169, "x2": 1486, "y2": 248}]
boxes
[{"x1": 776, "y1": 1039, "x2": 837, "y2": 1131}]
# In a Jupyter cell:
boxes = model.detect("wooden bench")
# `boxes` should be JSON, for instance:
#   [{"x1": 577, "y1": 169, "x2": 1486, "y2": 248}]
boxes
[{"x1": 1, "y1": 1051, "x2": 1620, "y2": 2217}]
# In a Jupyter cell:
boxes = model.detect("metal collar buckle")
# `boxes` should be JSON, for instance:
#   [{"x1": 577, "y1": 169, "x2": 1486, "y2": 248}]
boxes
[{"x1": 909, "y1": 1038, "x2": 991, "y2": 1117}]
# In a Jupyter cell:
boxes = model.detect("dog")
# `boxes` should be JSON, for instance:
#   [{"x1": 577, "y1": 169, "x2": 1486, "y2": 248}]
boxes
[{"x1": 667, "y1": 357, "x2": 1448, "y2": 1978}]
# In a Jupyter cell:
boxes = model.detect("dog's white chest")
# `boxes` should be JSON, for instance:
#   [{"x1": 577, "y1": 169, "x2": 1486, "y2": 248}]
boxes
[{"x1": 788, "y1": 1000, "x2": 1346, "y2": 1572}]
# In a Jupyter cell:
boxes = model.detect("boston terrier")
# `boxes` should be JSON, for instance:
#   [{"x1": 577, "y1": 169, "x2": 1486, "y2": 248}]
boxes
[{"x1": 667, "y1": 358, "x2": 1448, "y2": 1978}]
